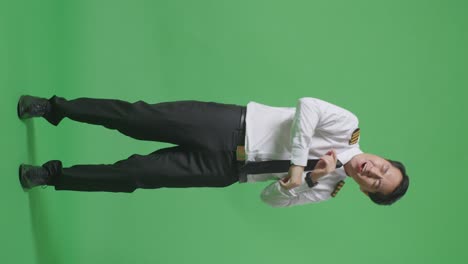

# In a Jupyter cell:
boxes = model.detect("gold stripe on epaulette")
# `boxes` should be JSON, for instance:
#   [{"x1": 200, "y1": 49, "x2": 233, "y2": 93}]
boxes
[
  {"x1": 349, "y1": 128, "x2": 360, "y2": 145},
  {"x1": 331, "y1": 180, "x2": 345, "y2": 198}
]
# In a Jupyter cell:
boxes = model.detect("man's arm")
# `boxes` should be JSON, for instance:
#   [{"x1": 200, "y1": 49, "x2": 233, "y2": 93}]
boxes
[
  {"x1": 290, "y1": 98, "x2": 322, "y2": 167},
  {"x1": 262, "y1": 150, "x2": 339, "y2": 208},
  {"x1": 260, "y1": 175, "x2": 331, "y2": 207},
  {"x1": 284, "y1": 98, "x2": 359, "y2": 189}
]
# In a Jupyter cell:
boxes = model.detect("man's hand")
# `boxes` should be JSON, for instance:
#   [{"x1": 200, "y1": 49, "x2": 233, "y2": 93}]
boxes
[
  {"x1": 313, "y1": 149, "x2": 338, "y2": 179},
  {"x1": 279, "y1": 150, "x2": 338, "y2": 190},
  {"x1": 279, "y1": 165, "x2": 305, "y2": 190}
]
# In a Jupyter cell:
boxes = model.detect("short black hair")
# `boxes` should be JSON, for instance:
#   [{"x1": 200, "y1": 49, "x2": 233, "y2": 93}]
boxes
[{"x1": 368, "y1": 160, "x2": 409, "y2": 206}]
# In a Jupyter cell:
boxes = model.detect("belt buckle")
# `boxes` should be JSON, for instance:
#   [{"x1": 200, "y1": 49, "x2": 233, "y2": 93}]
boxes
[{"x1": 236, "y1": 146, "x2": 246, "y2": 161}]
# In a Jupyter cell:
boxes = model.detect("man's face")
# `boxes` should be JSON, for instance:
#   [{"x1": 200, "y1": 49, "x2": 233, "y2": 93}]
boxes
[{"x1": 345, "y1": 153, "x2": 403, "y2": 196}]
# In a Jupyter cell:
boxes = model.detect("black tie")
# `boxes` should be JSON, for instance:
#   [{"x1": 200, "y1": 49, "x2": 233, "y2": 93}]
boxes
[{"x1": 240, "y1": 159, "x2": 343, "y2": 175}]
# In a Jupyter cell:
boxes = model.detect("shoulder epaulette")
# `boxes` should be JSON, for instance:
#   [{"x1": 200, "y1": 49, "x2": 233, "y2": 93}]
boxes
[
  {"x1": 349, "y1": 128, "x2": 360, "y2": 145},
  {"x1": 331, "y1": 181, "x2": 345, "y2": 198}
]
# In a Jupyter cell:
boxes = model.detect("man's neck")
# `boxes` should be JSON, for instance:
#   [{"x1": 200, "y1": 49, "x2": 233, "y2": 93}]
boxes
[{"x1": 344, "y1": 161, "x2": 352, "y2": 176}]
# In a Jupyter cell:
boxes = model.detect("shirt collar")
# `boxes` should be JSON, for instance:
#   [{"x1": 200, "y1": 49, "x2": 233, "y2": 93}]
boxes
[{"x1": 337, "y1": 147, "x2": 363, "y2": 165}]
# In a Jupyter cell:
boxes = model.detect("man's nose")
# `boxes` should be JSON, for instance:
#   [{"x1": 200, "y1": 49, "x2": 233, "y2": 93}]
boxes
[{"x1": 368, "y1": 167, "x2": 383, "y2": 179}]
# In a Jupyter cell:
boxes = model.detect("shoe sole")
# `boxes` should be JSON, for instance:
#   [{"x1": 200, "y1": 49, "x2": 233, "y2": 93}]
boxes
[
  {"x1": 17, "y1": 95, "x2": 31, "y2": 120},
  {"x1": 17, "y1": 95, "x2": 49, "y2": 120},
  {"x1": 18, "y1": 164, "x2": 30, "y2": 191},
  {"x1": 17, "y1": 96, "x2": 24, "y2": 119}
]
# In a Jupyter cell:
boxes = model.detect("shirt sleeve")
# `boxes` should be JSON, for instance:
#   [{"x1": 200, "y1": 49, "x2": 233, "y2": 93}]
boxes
[
  {"x1": 260, "y1": 173, "x2": 333, "y2": 207},
  {"x1": 290, "y1": 97, "x2": 359, "y2": 166},
  {"x1": 290, "y1": 98, "x2": 320, "y2": 166}
]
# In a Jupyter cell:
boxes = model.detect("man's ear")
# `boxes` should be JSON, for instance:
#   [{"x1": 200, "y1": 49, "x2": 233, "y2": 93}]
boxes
[{"x1": 360, "y1": 188, "x2": 369, "y2": 196}]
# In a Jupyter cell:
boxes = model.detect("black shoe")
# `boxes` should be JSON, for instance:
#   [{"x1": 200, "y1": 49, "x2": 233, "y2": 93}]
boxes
[
  {"x1": 17, "y1": 95, "x2": 51, "y2": 119},
  {"x1": 19, "y1": 164, "x2": 51, "y2": 190}
]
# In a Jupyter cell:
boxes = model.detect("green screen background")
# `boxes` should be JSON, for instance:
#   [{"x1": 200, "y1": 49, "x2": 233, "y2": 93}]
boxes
[{"x1": 2, "y1": 0, "x2": 467, "y2": 263}]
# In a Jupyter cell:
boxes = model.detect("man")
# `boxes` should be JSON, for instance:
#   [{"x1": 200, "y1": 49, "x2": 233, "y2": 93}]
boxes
[{"x1": 17, "y1": 95, "x2": 409, "y2": 207}]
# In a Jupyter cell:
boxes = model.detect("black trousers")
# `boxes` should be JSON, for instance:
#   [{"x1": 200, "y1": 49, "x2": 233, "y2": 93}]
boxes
[{"x1": 41, "y1": 95, "x2": 245, "y2": 192}]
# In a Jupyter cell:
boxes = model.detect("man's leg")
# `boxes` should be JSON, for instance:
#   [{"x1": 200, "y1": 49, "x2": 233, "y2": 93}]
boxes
[
  {"x1": 43, "y1": 95, "x2": 244, "y2": 151},
  {"x1": 43, "y1": 146, "x2": 239, "y2": 192}
]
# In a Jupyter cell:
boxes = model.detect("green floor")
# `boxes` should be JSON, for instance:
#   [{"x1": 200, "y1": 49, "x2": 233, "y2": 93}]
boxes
[{"x1": 2, "y1": 0, "x2": 468, "y2": 263}]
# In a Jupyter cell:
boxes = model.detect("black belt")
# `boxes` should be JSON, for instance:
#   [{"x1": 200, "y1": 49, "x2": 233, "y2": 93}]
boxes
[
  {"x1": 236, "y1": 107, "x2": 247, "y2": 182},
  {"x1": 237, "y1": 107, "x2": 246, "y2": 147}
]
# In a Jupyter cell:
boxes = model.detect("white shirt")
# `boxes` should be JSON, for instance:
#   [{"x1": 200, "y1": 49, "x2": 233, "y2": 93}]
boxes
[{"x1": 244, "y1": 98, "x2": 363, "y2": 207}]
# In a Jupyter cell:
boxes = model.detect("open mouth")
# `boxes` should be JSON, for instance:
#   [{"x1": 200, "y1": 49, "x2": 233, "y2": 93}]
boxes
[{"x1": 359, "y1": 162, "x2": 367, "y2": 173}]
